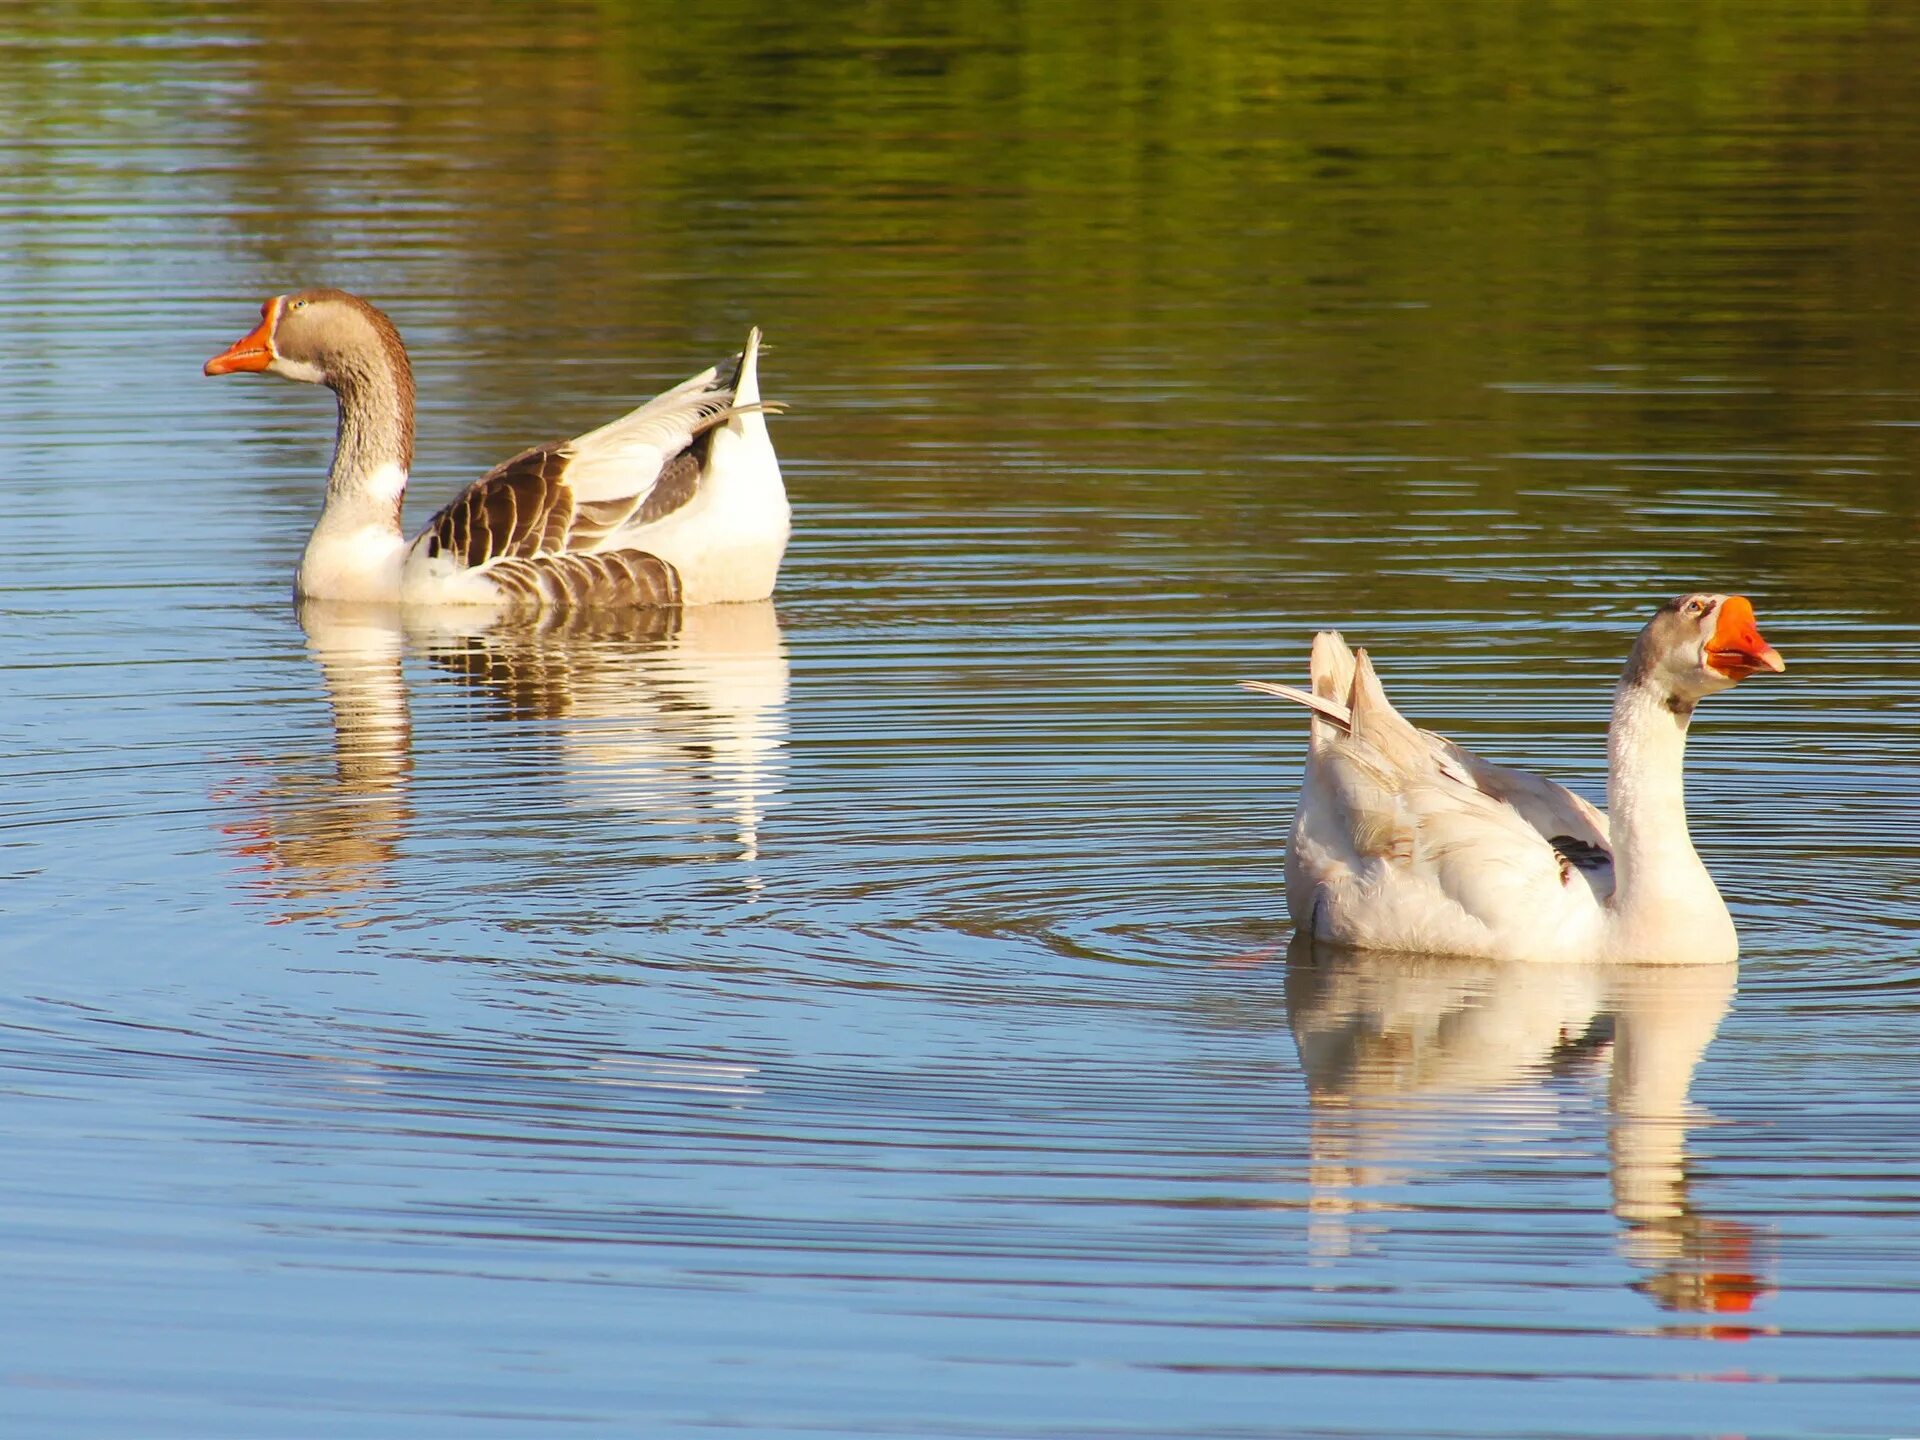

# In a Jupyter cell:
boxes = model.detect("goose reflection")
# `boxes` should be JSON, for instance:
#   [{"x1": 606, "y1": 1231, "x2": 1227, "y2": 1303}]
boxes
[
  {"x1": 1284, "y1": 940, "x2": 1771, "y2": 1333},
  {"x1": 218, "y1": 605, "x2": 414, "y2": 924},
  {"x1": 219, "y1": 600, "x2": 788, "y2": 923}
]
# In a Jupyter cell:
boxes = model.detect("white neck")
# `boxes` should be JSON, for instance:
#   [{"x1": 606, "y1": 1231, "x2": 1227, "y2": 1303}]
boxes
[
  {"x1": 295, "y1": 364, "x2": 412, "y2": 603},
  {"x1": 1604, "y1": 681, "x2": 1735, "y2": 961}
]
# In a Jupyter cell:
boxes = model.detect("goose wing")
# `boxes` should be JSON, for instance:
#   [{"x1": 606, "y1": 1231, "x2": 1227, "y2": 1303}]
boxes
[
  {"x1": 1246, "y1": 633, "x2": 1615, "y2": 948},
  {"x1": 1243, "y1": 631, "x2": 1611, "y2": 854},
  {"x1": 415, "y1": 348, "x2": 752, "y2": 571}
]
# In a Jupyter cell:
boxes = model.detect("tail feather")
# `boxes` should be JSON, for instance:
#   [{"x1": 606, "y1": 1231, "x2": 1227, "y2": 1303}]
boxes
[
  {"x1": 711, "y1": 326, "x2": 776, "y2": 463},
  {"x1": 1237, "y1": 679, "x2": 1351, "y2": 731},
  {"x1": 1240, "y1": 632, "x2": 1426, "y2": 768},
  {"x1": 1238, "y1": 629, "x2": 1361, "y2": 751},
  {"x1": 1310, "y1": 631, "x2": 1356, "y2": 702},
  {"x1": 1344, "y1": 646, "x2": 1431, "y2": 771},
  {"x1": 1309, "y1": 631, "x2": 1356, "y2": 750},
  {"x1": 1346, "y1": 648, "x2": 1388, "y2": 734},
  {"x1": 732, "y1": 326, "x2": 763, "y2": 407}
]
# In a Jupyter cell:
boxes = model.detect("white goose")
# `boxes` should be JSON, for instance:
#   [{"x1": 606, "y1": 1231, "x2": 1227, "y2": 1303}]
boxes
[
  {"x1": 206, "y1": 289, "x2": 787, "y2": 609},
  {"x1": 1243, "y1": 595, "x2": 1785, "y2": 965}
]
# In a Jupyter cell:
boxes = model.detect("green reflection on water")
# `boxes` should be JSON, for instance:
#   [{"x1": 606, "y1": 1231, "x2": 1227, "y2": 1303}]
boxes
[{"x1": 5, "y1": 0, "x2": 1917, "y2": 628}]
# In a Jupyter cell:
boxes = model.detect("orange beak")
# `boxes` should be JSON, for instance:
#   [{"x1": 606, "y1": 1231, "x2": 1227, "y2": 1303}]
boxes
[
  {"x1": 204, "y1": 297, "x2": 281, "y2": 376},
  {"x1": 1705, "y1": 595, "x2": 1785, "y2": 679}
]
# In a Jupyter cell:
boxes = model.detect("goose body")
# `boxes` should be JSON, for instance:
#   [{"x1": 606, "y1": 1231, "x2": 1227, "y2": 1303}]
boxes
[
  {"x1": 206, "y1": 289, "x2": 787, "y2": 609},
  {"x1": 1244, "y1": 595, "x2": 1784, "y2": 965}
]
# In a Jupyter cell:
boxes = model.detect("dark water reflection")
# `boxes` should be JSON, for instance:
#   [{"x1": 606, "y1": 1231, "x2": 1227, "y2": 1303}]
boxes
[{"x1": 3, "y1": 2, "x2": 1920, "y2": 1436}]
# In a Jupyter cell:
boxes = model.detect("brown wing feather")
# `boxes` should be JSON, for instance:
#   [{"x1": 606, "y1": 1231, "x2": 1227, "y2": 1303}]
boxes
[
  {"x1": 421, "y1": 445, "x2": 575, "y2": 567},
  {"x1": 485, "y1": 550, "x2": 683, "y2": 612},
  {"x1": 416, "y1": 383, "x2": 745, "y2": 611},
  {"x1": 562, "y1": 442, "x2": 709, "y2": 547},
  {"x1": 635, "y1": 448, "x2": 703, "y2": 525},
  {"x1": 426, "y1": 435, "x2": 716, "y2": 569}
]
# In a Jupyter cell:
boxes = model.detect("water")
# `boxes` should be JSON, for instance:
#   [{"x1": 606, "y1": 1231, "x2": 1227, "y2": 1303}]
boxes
[{"x1": 3, "y1": 3, "x2": 1919, "y2": 1436}]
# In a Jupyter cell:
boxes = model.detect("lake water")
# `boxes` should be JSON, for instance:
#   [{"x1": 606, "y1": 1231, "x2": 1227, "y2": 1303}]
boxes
[{"x1": 3, "y1": 4, "x2": 1919, "y2": 1437}]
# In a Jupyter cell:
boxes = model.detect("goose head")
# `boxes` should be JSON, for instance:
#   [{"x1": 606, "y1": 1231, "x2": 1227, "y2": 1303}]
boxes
[
  {"x1": 204, "y1": 289, "x2": 410, "y2": 394},
  {"x1": 1626, "y1": 593, "x2": 1785, "y2": 708}
]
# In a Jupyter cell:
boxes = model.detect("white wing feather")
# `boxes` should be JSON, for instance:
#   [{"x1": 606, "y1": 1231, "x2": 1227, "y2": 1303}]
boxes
[
  {"x1": 559, "y1": 366, "x2": 739, "y2": 509},
  {"x1": 1242, "y1": 632, "x2": 1614, "y2": 956}
]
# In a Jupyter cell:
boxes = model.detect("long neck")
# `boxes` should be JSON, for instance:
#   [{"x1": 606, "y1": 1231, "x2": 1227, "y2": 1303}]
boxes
[
  {"x1": 297, "y1": 348, "x2": 414, "y2": 602},
  {"x1": 323, "y1": 349, "x2": 414, "y2": 529},
  {"x1": 1605, "y1": 678, "x2": 1730, "y2": 954}
]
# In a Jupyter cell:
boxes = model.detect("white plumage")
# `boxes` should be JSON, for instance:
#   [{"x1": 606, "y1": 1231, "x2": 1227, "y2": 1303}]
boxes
[{"x1": 1245, "y1": 595, "x2": 1784, "y2": 965}]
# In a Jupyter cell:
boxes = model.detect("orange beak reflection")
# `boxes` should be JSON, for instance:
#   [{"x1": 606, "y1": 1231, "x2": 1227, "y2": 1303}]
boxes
[
  {"x1": 1705, "y1": 595, "x2": 1785, "y2": 679},
  {"x1": 204, "y1": 297, "x2": 280, "y2": 376}
]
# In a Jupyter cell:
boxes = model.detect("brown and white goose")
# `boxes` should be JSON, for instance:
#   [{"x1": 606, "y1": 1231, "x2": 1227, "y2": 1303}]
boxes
[
  {"x1": 1241, "y1": 595, "x2": 1785, "y2": 964},
  {"x1": 206, "y1": 289, "x2": 787, "y2": 609}
]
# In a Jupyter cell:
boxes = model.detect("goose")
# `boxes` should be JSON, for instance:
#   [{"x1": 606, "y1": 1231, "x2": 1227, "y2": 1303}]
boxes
[
  {"x1": 1241, "y1": 594, "x2": 1785, "y2": 965},
  {"x1": 205, "y1": 289, "x2": 787, "y2": 609}
]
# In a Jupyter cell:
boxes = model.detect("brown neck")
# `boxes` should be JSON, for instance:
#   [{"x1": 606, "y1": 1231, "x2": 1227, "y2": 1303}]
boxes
[{"x1": 323, "y1": 336, "x2": 415, "y2": 520}]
